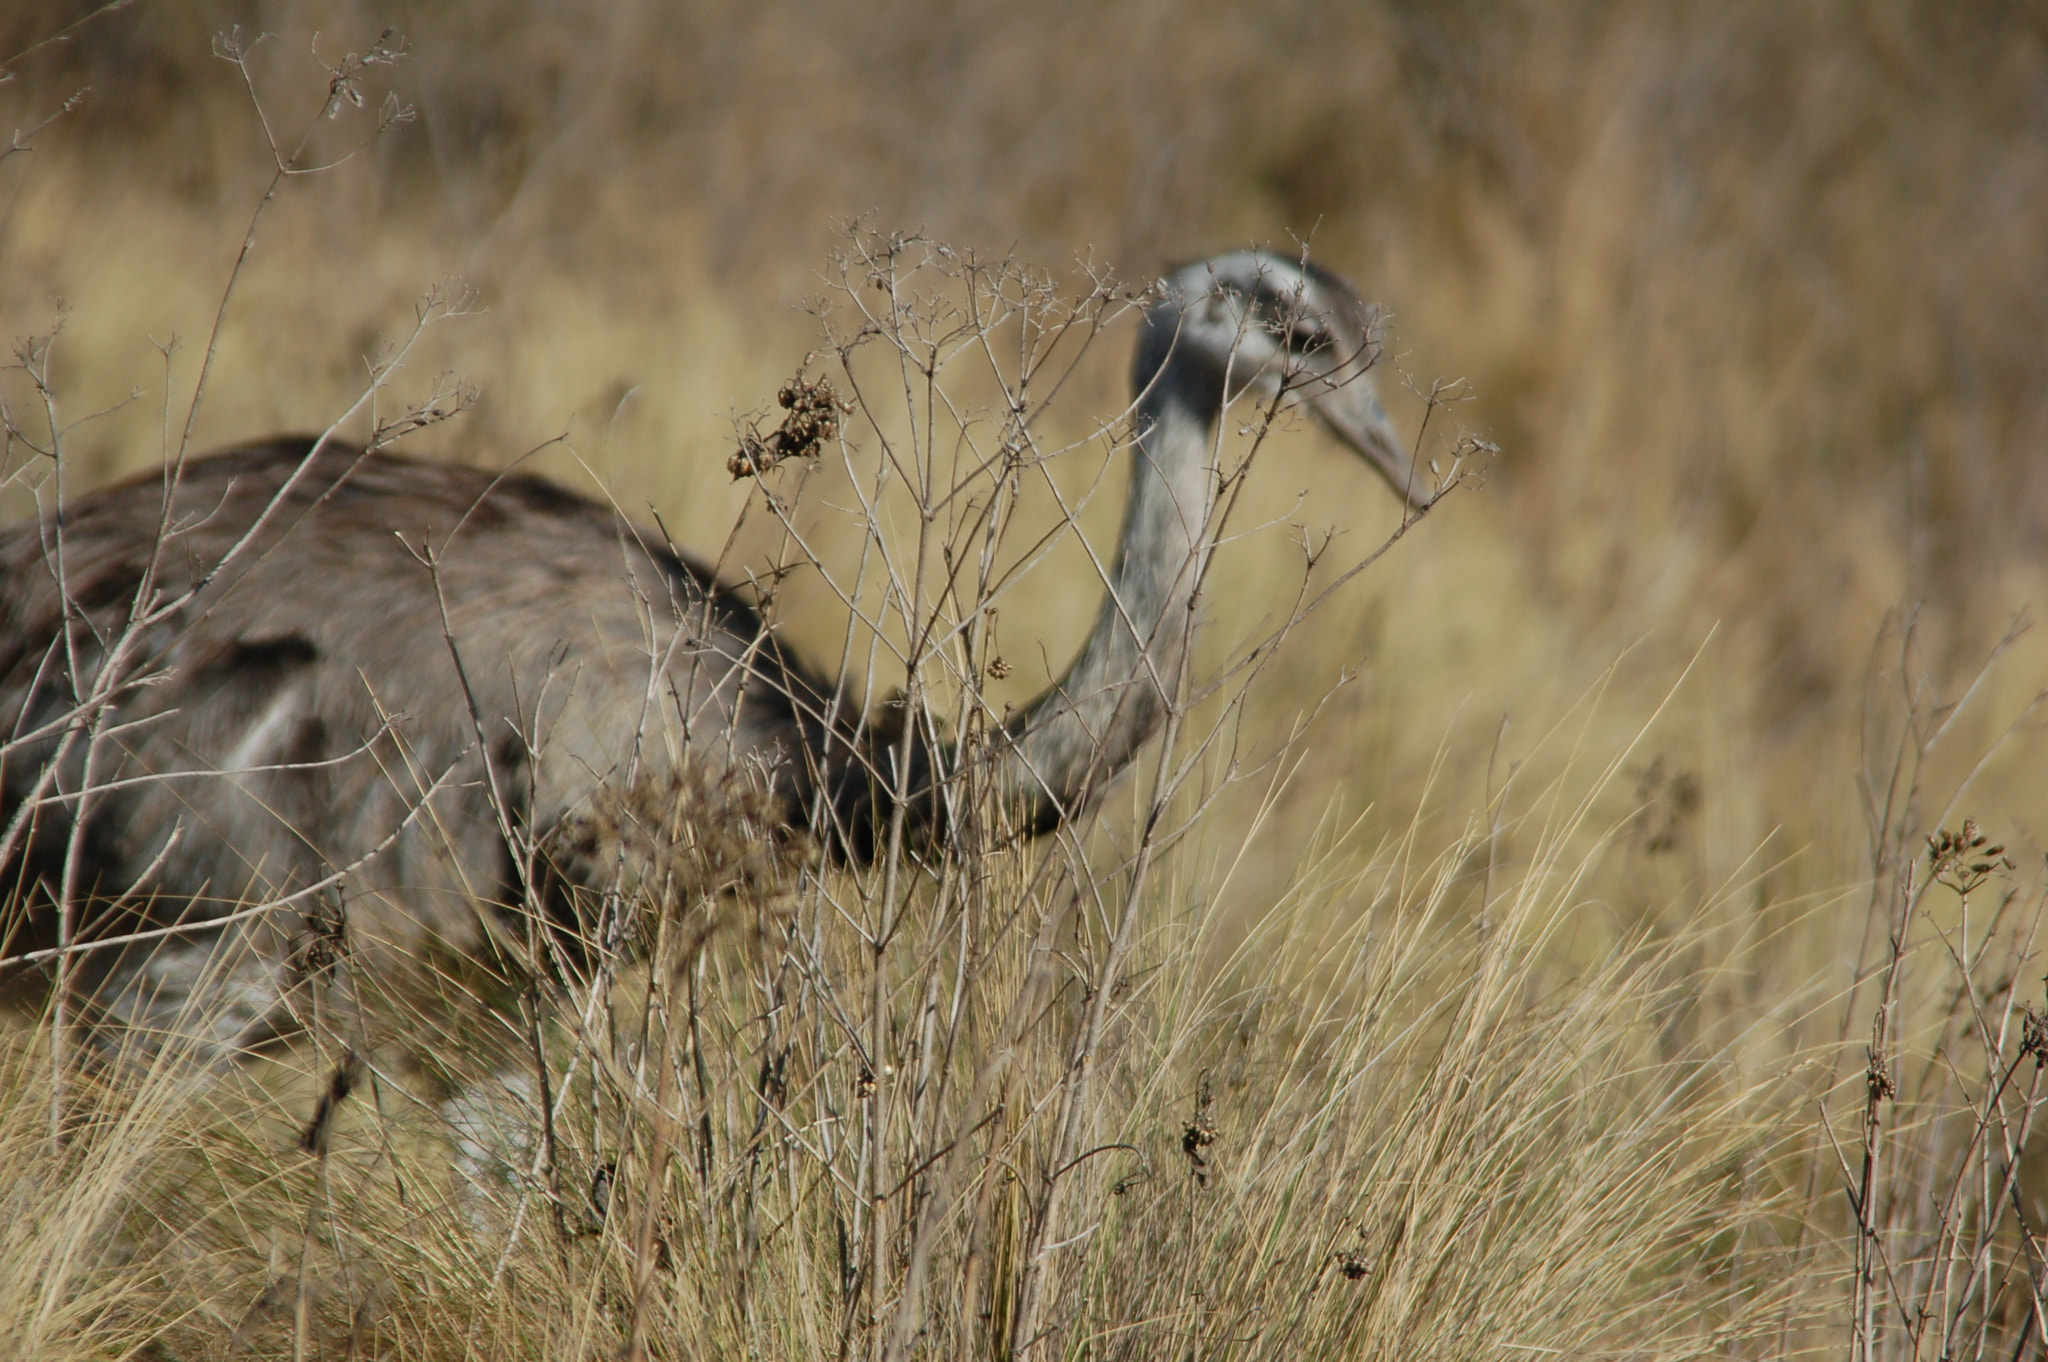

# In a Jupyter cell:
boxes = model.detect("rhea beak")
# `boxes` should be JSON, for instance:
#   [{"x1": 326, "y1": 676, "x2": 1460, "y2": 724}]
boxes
[{"x1": 1305, "y1": 375, "x2": 1432, "y2": 511}]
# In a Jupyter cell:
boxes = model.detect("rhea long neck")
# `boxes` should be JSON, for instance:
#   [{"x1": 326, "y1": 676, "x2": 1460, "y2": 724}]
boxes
[{"x1": 995, "y1": 308, "x2": 1227, "y2": 831}]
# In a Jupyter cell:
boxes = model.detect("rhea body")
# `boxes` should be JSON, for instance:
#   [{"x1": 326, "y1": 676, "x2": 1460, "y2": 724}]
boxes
[{"x1": 0, "y1": 252, "x2": 1423, "y2": 1047}]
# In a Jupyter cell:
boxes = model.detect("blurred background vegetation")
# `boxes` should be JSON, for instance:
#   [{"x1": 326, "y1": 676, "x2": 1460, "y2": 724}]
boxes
[{"x1": 4, "y1": 0, "x2": 2048, "y2": 987}]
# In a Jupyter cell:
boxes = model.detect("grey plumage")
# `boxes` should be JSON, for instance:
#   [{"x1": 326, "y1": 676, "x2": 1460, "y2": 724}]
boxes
[{"x1": 0, "y1": 251, "x2": 1422, "y2": 1049}]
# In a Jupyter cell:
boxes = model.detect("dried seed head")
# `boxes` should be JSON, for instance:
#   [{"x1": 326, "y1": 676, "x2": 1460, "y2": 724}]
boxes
[
  {"x1": 1927, "y1": 819, "x2": 2014, "y2": 895},
  {"x1": 292, "y1": 885, "x2": 353, "y2": 979},
  {"x1": 2024, "y1": 1005, "x2": 2048, "y2": 1066},
  {"x1": 1333, "y1": 1224, "x2": 1374, "y2": 1281},
  {"x1": 1182, "y1": 1071, "x2": 1218, "y2": 1186},
  {"x1": 730, "y1": 372, "x2": 851, "y2": 478}
]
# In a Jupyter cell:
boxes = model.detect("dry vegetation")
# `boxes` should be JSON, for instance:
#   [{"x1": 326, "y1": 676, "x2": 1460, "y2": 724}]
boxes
[{"x1": 3, "y1": 1, "x2": 2048, "y2": 1357}]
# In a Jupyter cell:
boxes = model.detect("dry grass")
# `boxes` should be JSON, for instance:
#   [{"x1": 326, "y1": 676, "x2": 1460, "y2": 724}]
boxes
[
  {"x1": 3, "y1": 1, "x2": 2048, "y2": 1356},
  {"x1": 0, "y1": 702, "x2": 1811, "y2": 1360}
]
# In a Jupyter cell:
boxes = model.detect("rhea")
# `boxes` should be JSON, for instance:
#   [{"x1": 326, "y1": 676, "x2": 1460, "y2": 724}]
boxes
[{"x1": 0, "y1": 252, "x2": 1426, "y2": 1049}]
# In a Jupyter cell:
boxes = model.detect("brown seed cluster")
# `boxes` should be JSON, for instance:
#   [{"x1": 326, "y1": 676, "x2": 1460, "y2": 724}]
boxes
[
  {"x1": 1182, "y1": 1071, "x2": 1218, "y2": 1186},
  {"x1": 1927, "y1": 819, "x2": 2015, "y2": 895},
  {"x1": 1332, "y1": 1224, "x2": 1374, "y2": 1282},
  {"x1": 729, "y1": 374, "x2": 851, "y2": 479},
  {"x1": 291, "y1": 886, "x2": 352, "y2": 981},
  {"x1": 2023, "y1": 1005, "x2": 2048, "y2": 1067},
  {"x1": 1867, "y1": 1047, "x2": 1897, "y2": 1105}
]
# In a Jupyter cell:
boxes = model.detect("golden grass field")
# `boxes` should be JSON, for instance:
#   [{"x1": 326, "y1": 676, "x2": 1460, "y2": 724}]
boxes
[{"x1": 4, "y1": 2, "x2": 2048, "y2": 1357}]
